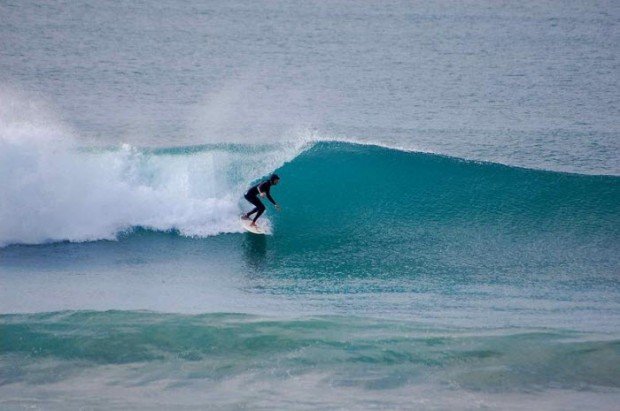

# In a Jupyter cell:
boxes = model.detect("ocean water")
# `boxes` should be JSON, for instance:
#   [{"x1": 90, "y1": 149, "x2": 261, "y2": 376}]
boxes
[{"x1": 1, "y1": 1, "x2": 619, "y2": 409}]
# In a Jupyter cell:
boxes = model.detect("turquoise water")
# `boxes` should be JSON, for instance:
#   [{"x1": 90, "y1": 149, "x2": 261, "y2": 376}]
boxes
[
  {"x1": 1, "y1": 0, "x2": 619, "y2": 409},
  {"x1": 1, "y1": 311, "x2": 618, "y2": 409},
  {"x1": 1, "y1": 143, "x2": 619, "y2": 408}
]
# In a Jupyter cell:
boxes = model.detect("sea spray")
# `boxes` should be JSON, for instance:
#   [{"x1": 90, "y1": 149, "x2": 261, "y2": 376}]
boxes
[{"x1": 0, "y1": 95, "x2": 308, "y2": 246}]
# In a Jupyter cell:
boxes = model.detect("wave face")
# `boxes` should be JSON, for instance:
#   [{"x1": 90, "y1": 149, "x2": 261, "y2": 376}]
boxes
[
  {"x1": 2, "y1": 139, "x2": 618, "y2": 250},
  {"x1": 1, "y1": 311, "x2": 619, "y2": 409},
  {"x1": 264, "y1": 142, "x2": 620, "y2": 287},
  {"x1": 278, "y1": 141, "x2": 619, "y2": 235}
]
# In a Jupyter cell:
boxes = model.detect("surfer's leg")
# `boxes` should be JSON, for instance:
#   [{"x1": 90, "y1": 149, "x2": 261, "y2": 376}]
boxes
[
  {"x1": 252, "y1": 203, "x2": 266, "y2": 223},
  {"x1": 245, "y1": 194, "x2": 264, "y2": 221}
]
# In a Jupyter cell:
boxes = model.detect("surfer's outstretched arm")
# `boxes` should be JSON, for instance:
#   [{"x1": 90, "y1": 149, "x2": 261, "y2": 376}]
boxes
[
  {"x1": 266, "y1": 190, "x2": 277, "y2": 206},
  {"x1": 259, "y1": 181, "x2": 278, "y2": 206}
]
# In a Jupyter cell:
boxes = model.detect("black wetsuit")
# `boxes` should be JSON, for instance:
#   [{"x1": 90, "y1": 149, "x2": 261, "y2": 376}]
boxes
[{"x1": 244, "y1": 181, "x2": 277, "y2": 223}]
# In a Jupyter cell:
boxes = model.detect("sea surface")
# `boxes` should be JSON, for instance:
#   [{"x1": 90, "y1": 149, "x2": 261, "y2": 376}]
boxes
[{"x1": 1, "y1": 1, "x2": 619, "y2": 409}]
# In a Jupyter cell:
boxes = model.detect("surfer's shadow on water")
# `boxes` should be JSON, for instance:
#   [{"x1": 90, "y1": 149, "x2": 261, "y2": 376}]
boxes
[{"x1": 241, "y1": 234, "x2": 268, "y2": 272}]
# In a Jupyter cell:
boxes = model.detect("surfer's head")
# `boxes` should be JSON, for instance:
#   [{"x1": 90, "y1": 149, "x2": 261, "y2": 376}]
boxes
[{"x1": 270, "y1": 174, "x2": 280, "y2": 185}]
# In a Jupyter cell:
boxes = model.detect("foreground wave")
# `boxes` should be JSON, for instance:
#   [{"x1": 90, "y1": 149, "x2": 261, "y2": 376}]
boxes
[{"x1": 1, "y1": 310, "x2": 619, "y2": 409}]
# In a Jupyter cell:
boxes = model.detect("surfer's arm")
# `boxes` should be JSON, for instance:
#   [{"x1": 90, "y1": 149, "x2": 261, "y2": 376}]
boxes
[
  {"x1": 265, "y1": 189, "x2": 277, "y2": 205},
  {"x1": 259, "y1": 182, "x2": 277, "y2": 205}
]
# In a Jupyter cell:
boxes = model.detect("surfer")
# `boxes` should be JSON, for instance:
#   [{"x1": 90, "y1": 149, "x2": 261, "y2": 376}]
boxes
[{"x1": 242, "y1": 174, "x2": 281, "y2": 227}]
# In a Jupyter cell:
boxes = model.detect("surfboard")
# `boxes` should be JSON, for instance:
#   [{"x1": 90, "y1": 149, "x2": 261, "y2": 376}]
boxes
[{"x1": 240, "y1": 217, "x2": 266, "y2": 235}]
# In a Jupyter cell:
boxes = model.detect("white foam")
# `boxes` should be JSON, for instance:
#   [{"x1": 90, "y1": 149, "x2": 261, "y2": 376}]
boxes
[{"x1": 0, "y1": 93, "x2": 305, "y2": 247}]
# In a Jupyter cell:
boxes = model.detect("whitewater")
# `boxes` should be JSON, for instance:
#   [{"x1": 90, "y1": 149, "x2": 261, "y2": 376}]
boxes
[
  {"x1": 1, "y1": 0, "x2": 619, "y2": 409},
  {"x1": 0, "y1": 103, "x2": 297, "y2": 246}
]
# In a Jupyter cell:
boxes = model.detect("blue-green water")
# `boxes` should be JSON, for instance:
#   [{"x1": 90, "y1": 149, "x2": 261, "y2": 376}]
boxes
[
  {"x1": 2, "y1": 143, "x2": 619, "y2": 408},
  {"x1": 2, "y1": 311, "x2": 618, "y2": 409},
  {"x1": 1, "y1": 0, "x2": 619, "y2": 409}
]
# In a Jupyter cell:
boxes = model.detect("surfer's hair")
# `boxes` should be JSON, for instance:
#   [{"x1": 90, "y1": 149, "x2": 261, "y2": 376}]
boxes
[{"x1": 270, "y1": 174, "x2": 280, "y2": 182}]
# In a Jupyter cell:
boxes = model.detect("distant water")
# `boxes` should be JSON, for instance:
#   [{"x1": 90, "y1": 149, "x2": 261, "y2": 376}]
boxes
[
  {"x1": 1, "y1": 0, "x2": 618, "y2": 173},
  {"x1": 1, "y1": 1, "x2": 619, "y2": 409}
]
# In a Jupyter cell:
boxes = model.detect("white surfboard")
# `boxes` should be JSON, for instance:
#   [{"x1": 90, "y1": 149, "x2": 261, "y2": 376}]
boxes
[{"x1": 240, "y1": 217, "x2": 266, "y2": 235}]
